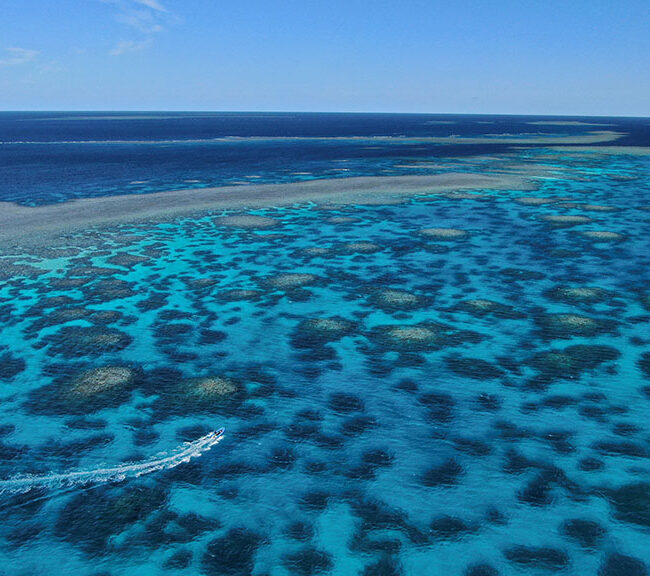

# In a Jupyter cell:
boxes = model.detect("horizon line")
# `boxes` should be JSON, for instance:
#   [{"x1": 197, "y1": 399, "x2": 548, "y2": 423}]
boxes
[{"x1": 0, "y1": 109, "x2": 649, "y2": 120}]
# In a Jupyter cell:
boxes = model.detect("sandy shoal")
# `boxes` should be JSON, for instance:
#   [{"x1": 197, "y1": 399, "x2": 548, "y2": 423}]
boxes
[{"x1": 0, "y1": 172, "x2": 535, "y2": 248}]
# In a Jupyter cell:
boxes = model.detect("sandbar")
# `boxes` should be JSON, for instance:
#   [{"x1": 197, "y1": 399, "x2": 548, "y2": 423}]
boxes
[{"x1": 0, "y1": 172, "x2": 535, "y2": 249}]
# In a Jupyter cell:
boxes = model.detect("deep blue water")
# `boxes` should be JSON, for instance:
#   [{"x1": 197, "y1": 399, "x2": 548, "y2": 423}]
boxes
[
  {"x1": 1, "y1": 114, "x2": 650, "y2": 576},
  {"x1": 1, "y1": 112, "x2": 649, "y2": 205}
]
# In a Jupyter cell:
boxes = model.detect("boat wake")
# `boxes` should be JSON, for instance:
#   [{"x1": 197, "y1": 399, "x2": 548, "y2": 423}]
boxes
[{"x1": 0, "y1": 428, "x2": 224, "y2": 495}]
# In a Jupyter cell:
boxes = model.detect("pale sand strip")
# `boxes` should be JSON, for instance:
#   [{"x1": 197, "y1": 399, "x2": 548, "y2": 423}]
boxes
[
  {"x1": 526, "y1": 121, "x2": 616, "y2": 127},
  {"x1": 0, "y1": 172, "x2": 535, "y2": 248},
  {"x1": 4, "y1": 131, "x2": 623, "y2": 147},
  {"x1": 546, "y1": 146, "x2": 650, "y2": 156}
]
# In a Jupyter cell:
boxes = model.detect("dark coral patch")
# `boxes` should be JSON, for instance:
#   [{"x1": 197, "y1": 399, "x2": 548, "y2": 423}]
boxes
[
  {"x1": 475, "y1": 393, "x2": 502, "y2": 411},
  {"x1": 27, "y1": 365, "x2": 143, "y2": 415},
  {"x1": 561, "y1": 518, "x2": 606, "y2": 549},
  {"x1": 25, "y1": 307, "x2": 91, "y2": 334},
  {"x1": 286, "y1": 521, "x2": 314, "y2": 541},
  {"x1": 528, "y1": 345, "x2": 620, "y2": 380},
  {"x1": 262, "y1": 273, "x2": 321, "y2": 292},
  {"x1": 638, "y1": 352, "x2": 650, "y2": 379},
  {"x1": 137, "y1": 292, "x2": 168, "y2": 312},
  {"x1": 5, "y1": 522, "x2": 43, "y2": 549},
  {"x1": 544, "y1": 285, "x2": 610, "y2": 305},
  {"x1": 55, "y1": 485, "x2": 167, "y2": 555},
  {"x1": 503, "y1": 546, "x2": 569, "y2": 570},
  {"x1": 199, "y1": 329, "x2": 227, "y2": 344},
  {"x1": 284, "y1": 547, "x2": 333, "y2": 576},
  {"x1": 266, "y1": 446, "x2": 297, "y2": 471},
  {"x1": 351, "y1": 498, "x2": 409, "y2": 533},
  {"x1": 445, "y1": 355, "x2": 504, "y2": 380},
  {"x1": 607, "y1": 483, "x2": 650, "y2": 527},
  {"x1": 579, "y1": 457, "x2": 604, "y2": 471},
  {"x1": 598, "y1": 553, "x2": 648, "y2": 576},
  {"x1": 290, "y1": 317, "x2": 356, "y2": 349},
  {"x1": 106, "y1": 252, "x2": 149, "y2": 268},
  {"x1": 429, "y1": 515, "x2": 478, "y2": 540},
  {"x1": 465, "y1": 564, "x2": 499, "y2": 576},
  {"x1": 418, "y1": 392, "x2": 455, "y2": 423},
  {"x1": 0, "y1": 352, "x2": 26, "y2": 380},
  {"x1": 454, "y1": 298, "x2": 523, "y2": 319},
  {"x1": 502, "y1": 449, "x2": 539, "y2": 475},
  {"x1": 163, "y1": 549, "x2": 192, "y2": 570},
  {"x1": 367, "y1": 288, "x2": 430, "y2": 312},
  {"x1": 340, "y1": 415, "x2": 378, "y2": 436},
  {"x1": 346, "y1": 449, "x2": 394, "y2": 479},
  {"x1": 202, "y1": 528, "x2": 263, "y2": 575},
  {"x1": 39, "y1": 432, "x2": 114, "y2": 460},
  {"x1": 25, "y1": 295, "x2": 79, "y2": 316},
  {"x1": 285, "y1": 421, "x2": 321, "y2": 441},
  {"x1": 421, "y1": 458, "x2": 463, "y2": 487},
  {"x1": 499, "y1": 268, "x2": 545, "y2": 281},
  {"x1": 350, "y1": 529, "x2": 402, "y2": 555},
  {"x1": 42, "y1": 326, "x2": 133, "y2": 358},
  {"x1": 518, "y1": 471, "x2": 558, "y2": 507},
  {"x1": 299, "y1": 491, "x2": 331, "y2": 512},
  {"x1": 153, "y1": 374, "x2": 245, "y2": 416},
  {"x1": 217, "y1": 289, "x2": 263, "y2": 302},
  {"x1": 453, "y1": 437, "x2": 492, "y2": 456},
  {"x1": 536, "y1": 313, "x2": 617, "y2": 339},
  {"x1": 362, "y1": 555, "x2": 403, "y2": 576},
  {"x1": 592, "y1": 439, "x2": 648, "y2": 457},
  {"x1": 83, "y1": 278, "x2": 136, "y2": 302},
  {"x1": 328, "y1": 392, "x2": 364, "y2": 414},
  {"x1": 369, "y1": 322, "x2": 482, "y2": 353}
]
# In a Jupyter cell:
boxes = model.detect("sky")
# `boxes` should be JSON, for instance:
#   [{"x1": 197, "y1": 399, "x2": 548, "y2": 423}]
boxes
[{"x1": 0, "y1": 0, "x2": 648, "y2": 115}]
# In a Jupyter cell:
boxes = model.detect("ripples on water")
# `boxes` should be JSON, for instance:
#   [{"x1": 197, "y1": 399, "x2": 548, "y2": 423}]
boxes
[{"x1": 1, "y1": 115, "x2": 650, "y2": 575}]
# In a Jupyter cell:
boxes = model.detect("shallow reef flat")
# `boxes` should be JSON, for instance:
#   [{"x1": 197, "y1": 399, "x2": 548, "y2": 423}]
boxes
[
  {"x1": 0, "y1": 171, "x2": 537, "y2": 249},
  {"x1": 183, "y1": 130, "x2": 625, "y2": 145},
  {"x1": 0, "y1": 146, "x2": 649, "y2": 575}
]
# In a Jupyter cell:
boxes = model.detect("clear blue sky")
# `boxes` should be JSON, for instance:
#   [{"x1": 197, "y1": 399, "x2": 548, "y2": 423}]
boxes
[{"x1": 1, "y1": 0, "x2": 648, "y2": 115}]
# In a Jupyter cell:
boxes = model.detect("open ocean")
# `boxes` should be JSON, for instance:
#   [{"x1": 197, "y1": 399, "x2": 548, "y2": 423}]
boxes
[{"x1": 1, "y1": 113, "x2": 650, "y2": 575}]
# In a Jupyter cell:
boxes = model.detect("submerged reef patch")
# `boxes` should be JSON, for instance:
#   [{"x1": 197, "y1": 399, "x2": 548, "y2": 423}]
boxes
[
  {"x1": 150, "y1": 372, "x2": 246, "y2": 416},
  {"x1": 291, "y1": 317, "x2": 356, "y2": 349},
  {"x1": 598, "y1": 554, "x2": 648, "y2": 576},
  {"x1": 545, "y1": 285, "x2": 610, "y2": 305},
  {"x1": 368, "y1": 289, "x2": 430, "y2": 312},
  {"x1": 445, "y1": 355, "x2": 505, "y2": 380},
  {"x1": 419, "y1": 228, "x2": 468, "y2": 240},
  {"x1": 503, "y1": 545, "x2": 570, "y2": 570},
  {"x1": 542, "y1": 214, "x2": 593, "y2": 226},
  {"x1": 341, "y1": 241, "x2": 382, "y2": 254},
  {"x1": 578, "y1": 230, "x2": 626, "y2": 242},
  {"x1": 217, "y1": 289, "x2": 263, "y2": 302},
  {"x1": 607, "y1": 483, "x2": 650, "y2": 527},
  {"x1": 536, "y1": 313, "x2": 617, "y2": 339},
  {"x1": 528, "y1": 344, "x2": 620, "y2": 380},
  {"x1": 514, "y1": 197, "x2": 559, "y2": 205},
  {"x1": 27, "y1": 365, "x2": 142, "y2": 414},
  {"x1": 214, "y1": 214, "x2": 280, "y2": 229},
  {"x1": 0, "y1": 351, "x2": 26, "y2": 381},
  {"x1": 264, "y1": 273, "x2": 320, "y2": 290},
  {"x1": 55, "y1": 484, "x2": 168, "y2": 555},
  {"x1": 454, "y1": 298, "x2": 523, "y2": 319},
  {"x1": 40, "y1": 326, "x2": 133, "y2": 358},
  {"x1": 202, "y1": 527, "x2": 264, "y2": 574},
  {"x1": 369, "y1": 322, "x2": 481, "y2": 352}
]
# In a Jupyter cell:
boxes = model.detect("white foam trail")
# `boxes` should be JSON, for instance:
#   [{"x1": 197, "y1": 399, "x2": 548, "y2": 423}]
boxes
[{"x1": 0, "y1": 430, "x2": 224, "y2": 495}]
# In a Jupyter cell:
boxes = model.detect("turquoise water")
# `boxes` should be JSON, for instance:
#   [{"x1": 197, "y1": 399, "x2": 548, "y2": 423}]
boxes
[{"x1": 1, "y1": 147, "x2": 650, "y2": 575}]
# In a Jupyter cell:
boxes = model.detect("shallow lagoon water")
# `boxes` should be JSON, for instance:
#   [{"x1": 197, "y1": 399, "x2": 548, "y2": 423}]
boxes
[{"x1": 1, "y1": 128, "x2": 650, "y2": 575}]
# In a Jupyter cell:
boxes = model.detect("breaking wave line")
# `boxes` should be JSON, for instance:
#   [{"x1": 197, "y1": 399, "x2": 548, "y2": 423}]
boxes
[{"x1": 0, "y1": 428, "x2": 224, "y2": 495}]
